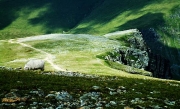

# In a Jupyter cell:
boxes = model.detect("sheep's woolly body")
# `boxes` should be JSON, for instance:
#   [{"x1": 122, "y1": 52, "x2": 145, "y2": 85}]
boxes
[{"x1": 24, "y1": 59, "x2": 45, "y2": 71}]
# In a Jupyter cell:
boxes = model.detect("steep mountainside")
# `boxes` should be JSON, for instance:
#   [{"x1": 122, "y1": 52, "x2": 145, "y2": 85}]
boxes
[
  {"x1": 0, "y1": 0, "x2": 104, "y2": 39},
  {"x1": 0, "y1": 0, "x2": 179, "y2": 39},
  {"x1": 71, "y1": 0, "x2": 180, "y2": 34}
]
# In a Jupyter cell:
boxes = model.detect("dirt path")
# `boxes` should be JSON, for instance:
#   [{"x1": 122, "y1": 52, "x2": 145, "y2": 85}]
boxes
[{"x1": 8, "y1": 39, "x2": 65, "y2": 71}]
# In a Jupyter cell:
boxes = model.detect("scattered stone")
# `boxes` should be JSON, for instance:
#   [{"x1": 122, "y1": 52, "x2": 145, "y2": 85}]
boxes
[
  {"x1": 29, "y1": 89, "x2": 44, "y2": 97},
  {"x1": 92, "y1": 86, "x2": 101, "y2": 90},
  {"x1": 131, "y1": 98, "x2": 144, "y2": 104},
  {"x1": 0, "y1": 66, "x2": 179, "y2": 109},
  {"x1": 55, "y1": 91, "x2": 73, "y2": 101},
  {"x1": 42, "y1": 71, "x2": 99, "y2": 78},
  {"x1": 164, "y1": 99, "x2": 176, "y2": 106},
  {"x1": 80, "y1": 92, "x2": 101, "y2": 107},
  {"x1": 109, "y1": 91, "x2": 118, "y2": 95},
  {"x1": 149, "y1": 105, "x2": 162, "y2": 109},
  {"x1": 109, "y1": 101, "x2": 117, "y2": 106}
]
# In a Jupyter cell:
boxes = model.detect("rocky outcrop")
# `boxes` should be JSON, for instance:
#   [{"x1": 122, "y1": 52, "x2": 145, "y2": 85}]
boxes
[
  {"x1": 105, "y1": 30, "x2": 172, "y2": 79},
  {"x1": 105, "y1": 32, "x2": 149, "y2": 70}
]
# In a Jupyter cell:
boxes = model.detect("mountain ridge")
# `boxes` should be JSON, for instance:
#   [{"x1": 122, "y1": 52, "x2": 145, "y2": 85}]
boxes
[{"x1": 0, "y1": 0, "x2": 179, "y2": 39}]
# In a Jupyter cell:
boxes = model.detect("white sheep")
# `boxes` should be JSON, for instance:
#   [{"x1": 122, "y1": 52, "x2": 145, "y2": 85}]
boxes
[{"x1": 24, "y1": 59, "x2": 45, "y2": 71}]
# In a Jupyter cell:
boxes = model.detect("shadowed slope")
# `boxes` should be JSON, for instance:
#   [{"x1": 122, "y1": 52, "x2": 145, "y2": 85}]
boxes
[
  {"x1": 0, "y1": 0, "x2": 179, "y2": 39},
  {"x1": 71, "y1": 0, "x2": 179, "y2": 34},
  {"x1": 0, "y1": 0, "x2": 103, "y2": 39}
]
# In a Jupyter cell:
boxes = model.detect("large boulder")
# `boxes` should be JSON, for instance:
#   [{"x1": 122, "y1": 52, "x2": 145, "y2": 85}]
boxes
[{"x1": 24, "y1": 59, "x2": 45, "y2": 71}]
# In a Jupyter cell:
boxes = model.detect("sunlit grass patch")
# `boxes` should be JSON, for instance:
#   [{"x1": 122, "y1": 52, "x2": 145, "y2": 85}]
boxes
[
  {"x1": 0, "y1": 41, "x2": 40, "y2": 68},
  {"x1": 54, "y1": 52, "x2": 126, "y2": 76},
  {"x1": 2, "y1": 33, "x2": 156, "y2": 77},
  {"x1": 72, "y1": 0, "x2": 179, "y2": 35},
  {"x1": 28, "y1": 34, "x2": 120, "y2": 52},
  {"x1": 22, "y1": 34, "x2": 128, "y2": 75}
]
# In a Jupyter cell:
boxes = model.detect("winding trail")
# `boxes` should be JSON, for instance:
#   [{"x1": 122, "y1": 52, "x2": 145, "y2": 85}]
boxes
[{"x1": 8, "y1": 39, "x2": 65, "y2": 71}]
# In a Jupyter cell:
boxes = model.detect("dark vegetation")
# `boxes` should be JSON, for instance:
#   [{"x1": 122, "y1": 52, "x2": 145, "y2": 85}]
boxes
[
  {"x1": 0, "y1": 69, "x2": 180, "y2": 108},
  {"x1": 0, "y1": 0, "x2": 104, "y2": 39},
  {"x1": 0, "y1": 0, "x2": 178, "y2": 38},
  {"x1": 143, "y1": 7, "x2": 180, "y2": 62},
  {"x1": 121, "y1": 12, "x2": 165, "y2": 30},
  {"x1": 0, "y1": 0, "x2": 102, "y2": 30},
  {"x1": 71, "y1": 0, "x2": 168, "y2": 34}
]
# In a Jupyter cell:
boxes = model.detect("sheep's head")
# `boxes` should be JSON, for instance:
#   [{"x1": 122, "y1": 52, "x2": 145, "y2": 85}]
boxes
[{"x1": 24, "y1": 66, "x2": 29, "y2": 70}]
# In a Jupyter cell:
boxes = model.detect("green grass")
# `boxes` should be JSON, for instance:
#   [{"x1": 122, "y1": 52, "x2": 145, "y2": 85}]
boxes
[
  {"x1": 0, "y1": 0, "x2": 179, "y2": 39},
  {"x1": 0, "y1": 40, "x2": 40, "y2": 68},
  {"x1": 0, "y1": 0, "x2": 103, "y2": 39},
  {"x1": 138, "y1": 6, "x2": 180, "y2": 66},
  {"x1": 0, "y1": 33, "x2": 153, "y2": 77},
  {"x1": 0, "y1": 1, "x2": 180, "y2": 108},
  {"x1": 71, "y1": 0, "x2": 180, "y2": 35},
  {"x1": 0, "y1": 0, "x2": 179, "y2": 66},
  {"x1": 105, "y1": 60, "x2": 152, "y2": 77},
  {"x1": 25, "y1": 34, "x2": 130, "y2": 76},
  {"x1": 0, "y1": 69, "x2": 180, "y2": 108},
  {"x1": 0, "y1": 33, "x2": 147, "y2": 78}
]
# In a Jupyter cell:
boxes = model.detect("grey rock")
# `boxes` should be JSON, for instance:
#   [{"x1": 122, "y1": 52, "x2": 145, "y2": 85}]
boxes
[
  {"x1": 105, "y1": 30, "x2": 172, "y2": 79},
  {"x1": 43, "y1": 71, "x2": 99, "y2": 78},
  {"x1": 110, "y1": 101, "x2": 117, "y2": 106},
  {"x1": 164, "y1": 99, "x2": 176, "y2": 106},
  {"x1": 106, "y1": 87, "x2": 116, "y2": 91},
  {"x1": 131, "y1": 98, "x2": 144, "y2": 104},
  {"x1": 29, "y1": 89, "x2": 44, "y2": 97},
  {"x1": 55, "y1": 91, "x2": 73, "y2": 101},
  {"x1": 109, "y1": 91, "x2": 118, "y2": 95},
  {"x1": 92, "y1": 86, "x2": 101, "y2": 90},
  {"x1": 5, "y1": 92, "x2": 20, "y2": 98},
  {"x1": 80, "y1": 92, "x2": 101, "y2": 107}
]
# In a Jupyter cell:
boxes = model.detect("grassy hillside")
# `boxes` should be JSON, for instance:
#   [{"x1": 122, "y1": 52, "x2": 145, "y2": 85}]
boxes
[
  {"x1": 0, "y1": 40, "x2": 42, "y2": 65},
  {"x1": 0, "y1": 0, "x2": 180, "y2": 76},
  {"x1": 0, "y1": 33, "x2": 151, "y2": 77},
  {"x1": 0, "y1": 0, "x2": 103, "y2": 39},
  {"x1": 0, "y1": 0, "x2": 179, "y2": 39},
  {"x1": 0, "y1": 0, "x2": 180, "y2": 75},
  {"x1": 0, "y1": 69, "x2": 180, "y2": 108},
  {"x1": 1, "y1": 1, "x2": 180, "y2": 108}
]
